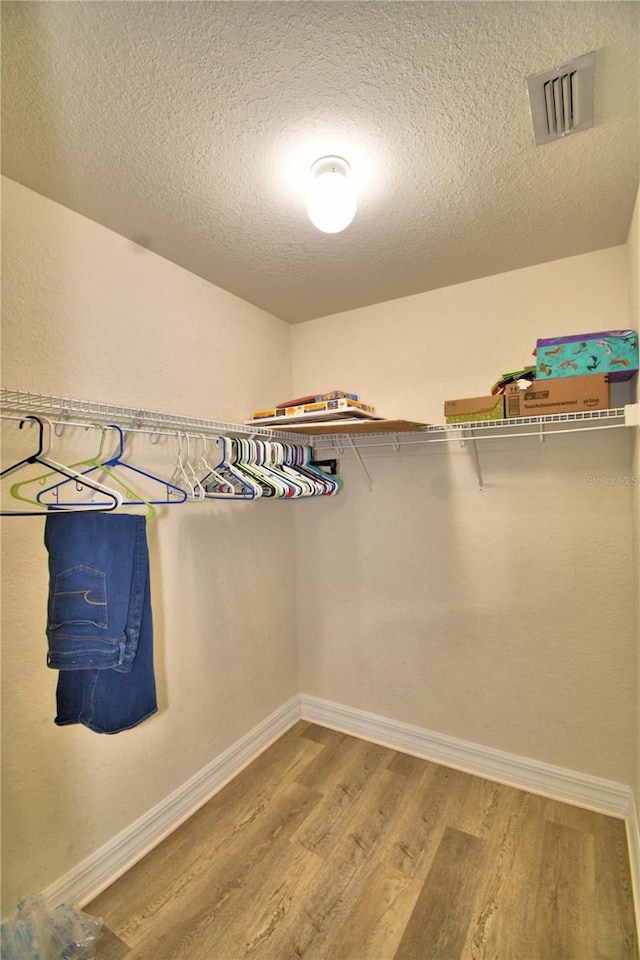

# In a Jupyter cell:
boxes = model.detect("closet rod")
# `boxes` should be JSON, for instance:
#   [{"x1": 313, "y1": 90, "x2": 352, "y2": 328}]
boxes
[{"x1": 0, "y1": 389, "x2": 311, "y2": 443}]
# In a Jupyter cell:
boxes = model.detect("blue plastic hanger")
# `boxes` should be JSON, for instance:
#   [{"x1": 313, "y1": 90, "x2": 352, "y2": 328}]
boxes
[
  {"x1": 204, "y1": 436, "x2": 260, "y2": 500},
  {"x1": 36, "y1": 424, "x2": 187, "y2": 512}
]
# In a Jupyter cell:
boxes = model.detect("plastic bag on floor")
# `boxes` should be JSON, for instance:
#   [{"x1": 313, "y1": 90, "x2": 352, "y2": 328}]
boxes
[{"x1": 0, "y1": 896, "x2": 104, "y2": 960}]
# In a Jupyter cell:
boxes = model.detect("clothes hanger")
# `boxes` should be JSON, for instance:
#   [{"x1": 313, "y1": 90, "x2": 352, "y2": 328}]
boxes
[
  {"x1": 269, "y1": 439, "x2": 327, "y2": 496},
  {"x1": 169, "y1": 432, "x2": 199, "y2": 501},
  {"x1": 276, "y1": 441, "x2": 330, "y2": 497},
  {"x1": 195, "y1": 434, "x2": 236, "y2": 497},
  {"x1": 282, "y1": 443, "x2": 324, "y2": 497},
  {"x1": 207, "y1": 436, "x2": 261, "y2": 499},
  {"x1": 233, "y1": 438, "x2": 291, "y2": 498},
  {"x1": 99, "y1": 424, "x2": 188, "y2": 504},
  {"x1": 37, "y1": 424, "x2": 187, "y2": 515},
  {"x1": 44, "y1": 443, "x2": 160, "y2": 517},
  {"x1": 11, "y1": 422, "x2": 113, "y2": 506},
  {"x1": 227, "y1": 438, "x2": 274, "y2": 496},
  {"x1": 33, "y1": 423, "x2": 159, "y2": 518},
  {"x1": 261, "y1": 440, "x2": 313, "y2": 497},
  {"x1": 1, "y1": 416, "x2": 122, "y2": 516},
  {"x1": 283, "y1": 443, "x2": 332, "y2": 496},
  {"x1": 182, "y1": 434, "x2": 205, "y2": 500},
  {"x1": 311, "y1": 446, "x2": 342, "y2": 495},
  {"x1": 291, "y1": 443, "x2": 342, "y2": 496}
]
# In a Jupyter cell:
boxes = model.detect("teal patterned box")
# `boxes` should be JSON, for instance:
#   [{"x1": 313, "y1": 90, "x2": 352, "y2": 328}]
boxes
[{"x1": 535, "y1": 330, "x2": 638, "y2": 382}]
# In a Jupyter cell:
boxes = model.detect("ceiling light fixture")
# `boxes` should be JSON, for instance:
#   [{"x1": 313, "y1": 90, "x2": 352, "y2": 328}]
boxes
[{"x1": 307, "y1": 156, "x2": 357, "y2": 234}]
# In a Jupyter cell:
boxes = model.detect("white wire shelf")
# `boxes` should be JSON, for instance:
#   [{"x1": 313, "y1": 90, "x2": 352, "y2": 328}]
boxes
[
  {"x1": 307, "y1": 405, "x2": 638, "y2": 490},
  {"x1": 311, "y1": 405, "x2": 638, "y2": 451},
  {"x1": 2, "y1": 391, "x2": 636, "y2": 495},
  {"x1": 0, "y1": 389, "x2": 313, "y2": 443}
]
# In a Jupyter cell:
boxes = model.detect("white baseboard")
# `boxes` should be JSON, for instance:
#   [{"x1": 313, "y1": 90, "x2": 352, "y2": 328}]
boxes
[
  {"x1": 299, "y1": 694, "x2": 633, "y2": 816},
  {"x1": 300, "y1": 694, "x2": 632, "y2": 819},
  {"x1": 42, "y1": 696, "x2": 301, "y2": 908}
]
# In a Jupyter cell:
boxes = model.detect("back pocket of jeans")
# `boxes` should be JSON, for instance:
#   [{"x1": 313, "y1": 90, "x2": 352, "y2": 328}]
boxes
[{"x1": 49, "y1": 565, "x2": 108, "y2": 630}]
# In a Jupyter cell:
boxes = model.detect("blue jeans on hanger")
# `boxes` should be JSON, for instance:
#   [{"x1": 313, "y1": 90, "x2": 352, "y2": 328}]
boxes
[{"x1": 44, "y1": 513, "x2": 157, "y2": 734}]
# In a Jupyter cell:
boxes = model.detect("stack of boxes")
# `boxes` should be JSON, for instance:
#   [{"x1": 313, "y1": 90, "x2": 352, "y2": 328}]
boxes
[
  {"x1": 444, "y1": 330, "x2": 638, "y2": 423},
  {"x1": 248, "y1": 390, "x2": 380, "y2": 427}
]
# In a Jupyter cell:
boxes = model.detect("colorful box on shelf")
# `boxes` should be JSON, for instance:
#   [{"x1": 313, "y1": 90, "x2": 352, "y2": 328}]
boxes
[
  {"x1": 274, "y1": 390, "x2": 359, "y2": 408},
  {"x1": 253, "y1": 391, "x2": 362, "y2": 419},
  {"x1": 444, "y1": 394, "x2": 504, "y2": 423},
  {"x1": 535, "y1": 330, "x2": 638, "y2": 382},
  {"x1": 251, "y1": 398, "x2": 373, "y2": 421},
  {"x1": 300, "y1": 398, "x2": 374, "y2": 414},
  {"x1": 504, "y1": 374, "x2": 609, "y2": 417},
  {"x1": 248, "y1": 397, "x2": 378, "y2": 426}
]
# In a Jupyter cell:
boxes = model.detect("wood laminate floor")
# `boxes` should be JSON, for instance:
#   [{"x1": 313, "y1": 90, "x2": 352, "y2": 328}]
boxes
[{"x1": 88, "y1": 722, "x2": 638, "y2": 960}]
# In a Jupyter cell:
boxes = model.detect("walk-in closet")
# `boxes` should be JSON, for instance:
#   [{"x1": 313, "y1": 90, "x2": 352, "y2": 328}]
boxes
[{"x1": 1, "y1": 2, "x2": 639, "y2": 958}]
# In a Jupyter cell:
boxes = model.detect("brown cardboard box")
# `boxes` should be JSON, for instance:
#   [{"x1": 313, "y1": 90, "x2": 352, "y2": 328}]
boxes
[
  {"x1": 444, "y1": 394, "x2": 504, "y2": 423},
  {"x1": 504, "y1": 374, "x2": 609, "y2": 418}
]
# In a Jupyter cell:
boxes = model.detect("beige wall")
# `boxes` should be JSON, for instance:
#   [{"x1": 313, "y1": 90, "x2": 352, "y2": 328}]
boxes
[
  {"x1": 2, "y1": 175, "x2": 638, "y2": 912},
  {"x1": 628, "y1": 186, "x2": 640, "y2": 807},
  {"x1": 0, "y1": 178, "x2": 298, "y2": 908},
  {"x1": 292, "y1": 247, "x2": 637, "y2": 785},
  {"x1": 291, "y1": 246, "x2": 630, "y2": 425}
]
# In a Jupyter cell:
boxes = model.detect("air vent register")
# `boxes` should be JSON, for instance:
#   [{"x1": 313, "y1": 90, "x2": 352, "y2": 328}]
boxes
[{"x1": 527, "y1": 51, "x2": 595, "y2": 146}]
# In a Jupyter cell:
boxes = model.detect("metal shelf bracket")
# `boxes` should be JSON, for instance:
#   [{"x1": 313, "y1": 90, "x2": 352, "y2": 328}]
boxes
[
  {"x1": 347, "y1": 437, "x2": 373, "y2": 491},
  {"x1": 468, "y1": 436, "x2": 485, "y2": 491},
  {"x1": 625, "y1": 403, "x2": 640, "y2": 427}
]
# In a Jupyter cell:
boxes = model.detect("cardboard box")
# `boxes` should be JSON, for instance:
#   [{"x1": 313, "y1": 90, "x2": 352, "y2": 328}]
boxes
[
  {"x1": 504, "y1": 374, "x2": 609, "y2": 418},
  {"x1": 444, "y1": 394, "x2": 504, "y2": 423},
  {"x1": 536, "y1": 330, "x2": 638, "y2": 382}
]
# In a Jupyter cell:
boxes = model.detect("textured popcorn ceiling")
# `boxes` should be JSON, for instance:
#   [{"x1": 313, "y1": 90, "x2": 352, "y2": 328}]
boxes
[{"x1": 2, "y1": 1, "x2": 638, "y2": 323}]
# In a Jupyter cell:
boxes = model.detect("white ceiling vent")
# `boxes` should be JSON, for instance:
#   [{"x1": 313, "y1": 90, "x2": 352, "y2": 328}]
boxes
[{"x1": 527, "y1": 52, "x2": 595, "y2": 146}]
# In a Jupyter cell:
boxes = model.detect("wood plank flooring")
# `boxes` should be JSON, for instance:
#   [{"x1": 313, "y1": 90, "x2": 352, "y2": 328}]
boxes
[{"x1": 88, "y1": 721, "x2": 638, "y2": 960}]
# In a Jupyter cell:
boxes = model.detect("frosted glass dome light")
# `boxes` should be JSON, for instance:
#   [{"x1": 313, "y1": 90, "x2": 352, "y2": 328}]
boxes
[{"x1": 307, "y1": 156, "x2": 357, "y2": 234}]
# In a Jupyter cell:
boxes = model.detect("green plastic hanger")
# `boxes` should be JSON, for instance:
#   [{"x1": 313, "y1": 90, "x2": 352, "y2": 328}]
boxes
[
  {"x1": 3, "y1": 417, "x2": 121, "y2": 515},
  {"x1": 11, "y1": 423, "x2": 157, "y2": 519}
]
